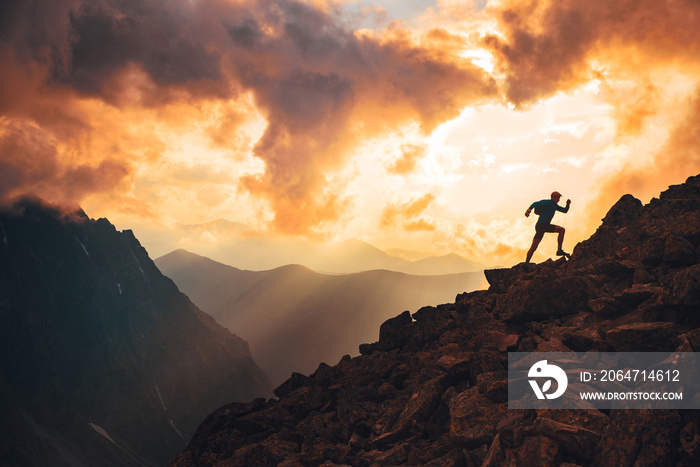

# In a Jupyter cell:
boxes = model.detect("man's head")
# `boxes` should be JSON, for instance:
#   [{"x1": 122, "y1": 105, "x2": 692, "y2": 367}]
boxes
[{"x1": 551, "y1": 191, "x2": 562, "y2": 201}]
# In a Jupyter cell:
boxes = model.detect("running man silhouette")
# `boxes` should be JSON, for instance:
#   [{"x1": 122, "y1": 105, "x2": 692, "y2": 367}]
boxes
[{"x1": 525, "y1": 191, "x2": 571, "y2": 263}]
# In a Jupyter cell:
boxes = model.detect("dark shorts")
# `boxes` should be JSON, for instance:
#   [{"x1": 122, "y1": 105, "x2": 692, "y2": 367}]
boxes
[{"x1": 534, "y1": 223, "x2": 556, "y2": 240}]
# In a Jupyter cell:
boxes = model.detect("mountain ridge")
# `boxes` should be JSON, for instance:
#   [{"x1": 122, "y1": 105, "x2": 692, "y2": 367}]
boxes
[
  {"x1": 170, "y1": 174, "x2": 700, "y2": 466},
  {"x1": 147, "y1": 233, "x2": 485, "y2": 275},
  {"x1": 155, "y1": 249, "x2": 486, "y2": 385},
  {"x1": 0, "y1": 199, "x2": 272, "y2": 466}
]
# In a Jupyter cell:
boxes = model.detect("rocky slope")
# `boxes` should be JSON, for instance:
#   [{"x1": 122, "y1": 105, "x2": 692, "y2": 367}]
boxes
[
  {"x1": 169, "y1": 174, "x2": 700, "y2": 467},
  {"x1": 156, "y1": 250, "x2": 485, "y2": 385},
  {"x1": 0, "y1": 200, "x2": 272, "y2": 466}
]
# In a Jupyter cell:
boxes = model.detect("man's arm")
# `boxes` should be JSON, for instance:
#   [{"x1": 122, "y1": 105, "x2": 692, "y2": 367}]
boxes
[
  {"x1": 525, "y1": 201, "x2": 538, "y2": 217},
  {"x1": 557, "y1": 199, "x2": 571, "y2": 213}
]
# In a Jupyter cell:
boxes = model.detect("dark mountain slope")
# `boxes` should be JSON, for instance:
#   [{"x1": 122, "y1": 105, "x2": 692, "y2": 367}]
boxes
[
  {"x1": 0, "y1": 200, "x2": 271, "y2": 466},
  {"x1": 155, "y1": 251, "x2": 485, "y2": 385},
  {"x1": 170, "y1": 174, "x2": 700, "y2": 466}
]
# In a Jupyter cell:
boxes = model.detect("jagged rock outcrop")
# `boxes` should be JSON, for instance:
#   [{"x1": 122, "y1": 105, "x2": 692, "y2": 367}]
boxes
[
  {"x1": 0, "y1": 200, "x2": 272, "y2": 466},
  {"x1": 170, "y1": 174, "x2": 700, "y2": 467}
]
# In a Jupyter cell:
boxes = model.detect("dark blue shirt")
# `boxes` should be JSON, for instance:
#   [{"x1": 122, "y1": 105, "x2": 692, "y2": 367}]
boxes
[{"x1": 529, "y1": 199, "x2": 569, "y2": 225}]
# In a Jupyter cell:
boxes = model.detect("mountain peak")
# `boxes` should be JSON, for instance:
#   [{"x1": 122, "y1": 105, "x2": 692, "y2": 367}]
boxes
[
  {"x1": 1, "y1": 195, "x2": 88, "y2": 222},
  {"x1": 0, "y1": 207, "x2": 271, "y2": 466}
]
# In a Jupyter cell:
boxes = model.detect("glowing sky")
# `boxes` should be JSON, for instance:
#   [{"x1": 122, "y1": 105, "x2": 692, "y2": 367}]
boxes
[{"x1": 2, "y1": 0, "x2": 700, "y2": 267}]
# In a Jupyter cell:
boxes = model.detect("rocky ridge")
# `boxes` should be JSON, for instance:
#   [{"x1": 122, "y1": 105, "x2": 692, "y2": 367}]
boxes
[{"x1": 170, "y1": 174, "x2": 700, "y2": 467}]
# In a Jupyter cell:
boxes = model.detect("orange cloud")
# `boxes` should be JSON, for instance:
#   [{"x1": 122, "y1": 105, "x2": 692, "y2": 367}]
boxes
[
  {"x1": 0, "y1": 120, "x2": 131, "y2": 207},
  {"x1": 485, "y1": 0, "x2": 700, "y2": 106},
  {"x1": 585, "y1": 87, "x2": 700, "y2": 232},
  {"x1": 404, "y1": 219, "x2": 436, "y2": 232},
  {"x1": 381, "y1": 193, "x2": 436, "y2": 232},
  {"x1": 493, "y1": 242, "x2": 514, "y2": 257},
  {"x1": 0, "y1": 0, "x2": 499, "y2": 235},
  {"x1": 602, "y1": 80, "x2": 660, "y2": 141},
  {"x1": 404, "y1": 194, "x2": 436, "y2": 217},
  {"x1": 222, "y1": 3, "x2": 497, "y2": 234},
  {"x1": 10, "y1": 0, "x2": 697, "y2": 252},
  {"x1": 387, "y1": 143, "x2": 427, "y2": 175}
]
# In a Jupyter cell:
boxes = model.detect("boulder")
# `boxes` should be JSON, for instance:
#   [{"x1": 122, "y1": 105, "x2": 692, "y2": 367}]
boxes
[
  {"x1": 412, "y1": 306, "x2": 457, "y2": 342},
  {"x1": 595, "y1": 410, "x2": 682, "y2": 467},
  {"x1": 534, "y1": 418, "x2": 600, "y2": 461},
  {"x1": 275, "y1": 372, "x2": 313, "y2": 398},
  {"x1": 484, "y1": 380, "x2": 508, "y2": 403},
  {"x1": 516, "y1": 436, "x2": 563, "y2": 467},
  {"x1": 633, "y1": 267, "x2": 656, "y2": 284},
  {"x1": 589, "y1": 258, "x2": 638, "y2": 277},
  {"x1": 482, "y1": 433, "x2": 505, "y2": 467},
  {"x1": 687, "y1": 328, "x2": 700, "y2": 351},
  {"x1": 656, "y1": 263, "x2": 700, "y2": 308},
  {"x1": 662, "y1": 236, "x2": 698, "y2": 265},
  {"x1": 448, "y1": 388, "x2": 506, "y2": 448},
  {"x1": 680, "y1": 422, "x2": 700, "y2": 458},
  {"x1": 571, "y1": 225, "x2": 624, "y2": 265},
  {"x1": 601, "y1": 194, "x2": 644, "y2": 229},
  {"x1": 484, "y1": 265, "x2": 535, "y2": 293},
  {"x1": 494, "y1": 275, "x2": 593, "y2": 323},
  {"x1": 227, "y1": 435, "x2": 300, "y2": 466},
  {"x1": 486, "y1": 330, "x2": 520, "y2": 351},
  {"x1": 587, "y1": 296, "x2": 625, "y2": 316},
  {"x1": 393, "y1": 377, "x2": 446, "y2": 434},
  {"x1": 377, "y1": 310, "x2": 414, "y2": 351},
  {"x1": 563, "y1": 327, "x2": 608, "y2": 352},
  {"x1": 605, "y1": 322, "x2": 679, "y2": 352},
  {"x1": 638, "y1": 237, "x2": 666, "y2": 265},
  {"x1": 436, "y1": 353, "x2": 472, "y2": 379},
  {"x1": 614, "y1": 284, "x2": 661, "y2": 304},
  {"x1": 423, "y1": 448, "x2": 468, "y2": 467},
  {"x1": 373, "y1": 443, "x2": 409, "y2": 465}
]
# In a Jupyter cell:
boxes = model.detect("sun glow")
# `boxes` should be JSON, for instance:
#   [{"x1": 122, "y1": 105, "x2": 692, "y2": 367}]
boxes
[
  {"x1": 3, "y1": 0, "x2": 700, "y2": 268},
  {"x1": 460, "y1": 48, "x2": 496, "y2": 74}
]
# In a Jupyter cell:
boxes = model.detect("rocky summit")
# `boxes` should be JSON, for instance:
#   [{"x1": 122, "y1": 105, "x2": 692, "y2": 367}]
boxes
[{"x1": 170, "y1": 174, "x2": 700, "y2": 467}]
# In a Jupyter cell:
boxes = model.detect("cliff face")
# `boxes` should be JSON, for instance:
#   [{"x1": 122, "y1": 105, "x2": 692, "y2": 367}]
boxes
[
  {"x1": 0, "y1": 200, "x2": 272, "y2": 467},
  {"x1": 170, "y1": 174, "x2": 700, "y2": 467}
]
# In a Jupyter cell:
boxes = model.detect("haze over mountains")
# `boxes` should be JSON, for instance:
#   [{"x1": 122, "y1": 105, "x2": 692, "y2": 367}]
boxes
[
  {"x1": 156, "y1": 250, "x2": 486, "y2": 385},
  {"x1": 131, "y1": 220, "x2": 485, "y2": 274},
  {"x1": 0, "y1": 200, "x2": 271, "y2": 467}
]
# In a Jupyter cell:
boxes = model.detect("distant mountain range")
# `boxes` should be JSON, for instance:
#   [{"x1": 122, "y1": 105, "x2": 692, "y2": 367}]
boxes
[
  {"x1": 0, "y1": 200, "x2": 271, "y2": 466},
  {"x1": 308, "y1": 239, "x2": 486, "y2": 275},
  {"x1": 129, "y1": 219, "x2": 485, "y2": 275},
  {"x1": 155, "y1": 249, "x2": 486, "y2": 385}
]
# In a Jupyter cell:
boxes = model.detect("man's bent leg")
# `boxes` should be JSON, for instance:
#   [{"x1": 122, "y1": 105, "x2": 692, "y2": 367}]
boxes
[
  {"x1": 526, "y1": 237, "x2": 542, "y2": 263},
  {"x1": 555, "y1": 226, "x2": 565, "y2": 250}
]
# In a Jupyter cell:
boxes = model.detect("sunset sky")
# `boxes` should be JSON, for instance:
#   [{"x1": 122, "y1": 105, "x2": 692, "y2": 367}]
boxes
[{"x1": 2, "y1": 0, "x2": 700, "y2": 267}]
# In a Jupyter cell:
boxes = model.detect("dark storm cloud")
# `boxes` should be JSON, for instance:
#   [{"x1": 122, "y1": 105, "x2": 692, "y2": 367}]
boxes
[
  {"x1": 0, "y1": 121, "x2": 130, "y2": 204},
  {"x1": 486, "y1": 0, "x2": 700, "y2": 106},
  {"x1": 66, "y1": 0, "x2": 224, "y2": 96},
  {"x1": 0, "y1": 0, "x2": 498, "y2": 231},
  {"x1": 0, "y1": 0, "x2": 228, "y2": 100}
]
